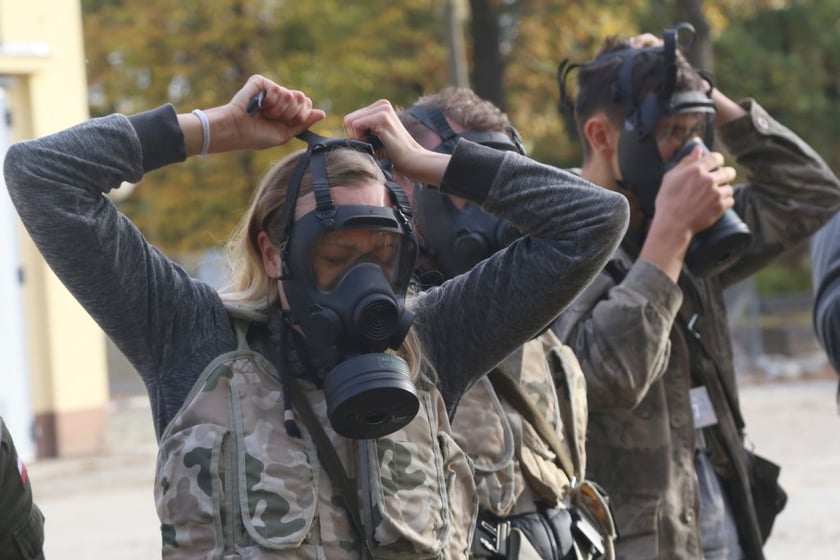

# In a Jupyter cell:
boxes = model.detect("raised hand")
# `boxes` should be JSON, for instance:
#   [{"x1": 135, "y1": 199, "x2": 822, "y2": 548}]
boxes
[
  {"x1": 180, "y1": 74, "x2": 326, "y2": 156},
  {"x1": 344, "y1": 99, "x2": 449, "y2": 187}
]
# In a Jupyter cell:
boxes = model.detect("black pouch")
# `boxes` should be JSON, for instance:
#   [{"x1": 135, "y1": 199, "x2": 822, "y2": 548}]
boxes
[
  {"x1": 472, "y1": 507, "x2": 576, "y2": 559},
  {"x1": 748, "y1": 451, "x2": 787, "y2": 542}
]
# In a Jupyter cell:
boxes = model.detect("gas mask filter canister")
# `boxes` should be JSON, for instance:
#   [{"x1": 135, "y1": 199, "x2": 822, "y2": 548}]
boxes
[{"x1": 663, "y1": 137, "x2": 752, "y2": 276}]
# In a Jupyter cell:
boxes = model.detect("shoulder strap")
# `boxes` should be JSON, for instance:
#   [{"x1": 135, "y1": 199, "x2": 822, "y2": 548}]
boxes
[
  {"x1": 488, "y1": 367, "x2": 619, "y2": 555},
  {"x1": 286, "y1": 379, "x2": 373, "y2": 558},
  {"x1": 675, "y1": 278, "x2": 747, "y2": 430},
  {"x1": 487, "y1": 368, "x2": 575, "y2": 479}
]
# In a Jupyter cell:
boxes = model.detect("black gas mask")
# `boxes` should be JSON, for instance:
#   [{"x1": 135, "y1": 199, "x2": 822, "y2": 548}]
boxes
[
  {"x1": 407, "y1": 105, "x2": 525, "y2": 281},
  {"x1": 611, "y1": 23, "x2": 752, "y2": 276},
  {"x1": 278, "y1": 131, "x2": 420, "y2": 439}
]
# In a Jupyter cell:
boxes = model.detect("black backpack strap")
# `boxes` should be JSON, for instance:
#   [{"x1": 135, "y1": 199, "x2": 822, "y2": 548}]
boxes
[
  {"x1": 675, "y1": 276, "x2": 747, "y2": 430},
  {"x1": 287, "y1": 380, "x2": 373, "y2": 558}
]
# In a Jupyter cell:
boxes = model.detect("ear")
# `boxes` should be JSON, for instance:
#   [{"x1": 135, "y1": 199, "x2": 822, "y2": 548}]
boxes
[
  {"x1": 583, "y1": 114, "x2": 617, "y2": 158},
  {"x1": 257, "y1": 231, "x2": 282, "y2": 279}
]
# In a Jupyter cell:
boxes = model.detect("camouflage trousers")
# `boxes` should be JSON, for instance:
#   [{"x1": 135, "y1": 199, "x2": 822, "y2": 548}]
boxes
[{"x1": 0, "y1": 419, "x2": 45, "y2": 560}]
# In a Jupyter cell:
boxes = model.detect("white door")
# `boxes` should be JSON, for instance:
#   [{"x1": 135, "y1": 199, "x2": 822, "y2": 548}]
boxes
[{"x1": 0, "y1": 84, "x2": 35, "y2": 461}]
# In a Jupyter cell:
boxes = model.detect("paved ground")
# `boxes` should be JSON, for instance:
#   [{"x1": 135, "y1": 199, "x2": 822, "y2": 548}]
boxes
[
  {"x1": 26, "y1": 378, "x2": 840, "y2": 559},
  {"x1": 736, "y1": 378, "x2": 840, "y2": 558}
]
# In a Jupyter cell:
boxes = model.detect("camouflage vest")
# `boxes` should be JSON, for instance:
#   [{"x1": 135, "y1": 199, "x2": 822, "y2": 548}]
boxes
[
  {"x1": 154, "y1": 312, "x2": 478, "y2": 559},
  {"x1": 451, "y1": 330, "x2": 588, "y2": 516}
]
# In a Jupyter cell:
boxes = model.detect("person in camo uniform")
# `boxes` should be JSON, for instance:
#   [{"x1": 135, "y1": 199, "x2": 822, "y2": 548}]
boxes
[
  {"x1": 4, "y1": 74, "x2": 628, "y2": 558},
  {"x1": 398, "y1": 88, "x2": 616, "y2": 560},
  {"x1": 552, "y1": 27, "x2": 840, "y2": 560},
  {"x1": 0, "y1": 417, "x2": 44, "y2": 560}
]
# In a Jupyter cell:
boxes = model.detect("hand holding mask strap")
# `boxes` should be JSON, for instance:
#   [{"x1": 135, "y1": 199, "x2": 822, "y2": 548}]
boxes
[
  {"x1": 613, "y1": 23, "x2": 700, "y2": 143},
  {"x1": 613, "y1": 23, "x2": 715, "y2": 219}
]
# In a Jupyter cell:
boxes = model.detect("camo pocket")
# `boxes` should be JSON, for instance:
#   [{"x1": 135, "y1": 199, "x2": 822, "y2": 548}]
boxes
[
  {"x1": 518, "y1": 420, "x2": 570, "y2": 504},
  {"x1": 360, "y1": 389, "x2": 476, "y2": 559},
  {"x1": 452, "y1": 376, "x2": 517, "y2": 515},
  {"x1": 155, "y1": 423, "x2": 229, "y2": 558},
  {"x1": 437, "y1": 430, "x2": 479, "y2": 558},
  {"x1": 230, "y1": 382, "x2": 317, "y2": 550}
]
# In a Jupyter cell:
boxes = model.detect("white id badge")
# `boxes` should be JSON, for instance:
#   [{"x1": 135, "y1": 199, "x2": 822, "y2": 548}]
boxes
[{"x1": 690, "y1": 386, "x2": 718, "y2": 429}]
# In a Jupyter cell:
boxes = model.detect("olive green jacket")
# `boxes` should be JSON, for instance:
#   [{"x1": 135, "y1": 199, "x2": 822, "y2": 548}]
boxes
[{"x1": 553, "y1": 99, "x2": 840, "y2": 560}]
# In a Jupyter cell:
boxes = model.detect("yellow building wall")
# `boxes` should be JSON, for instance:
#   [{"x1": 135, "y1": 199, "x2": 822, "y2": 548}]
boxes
[{"x1": 1, "y1": 0, "x2": 109, "y2": 457}]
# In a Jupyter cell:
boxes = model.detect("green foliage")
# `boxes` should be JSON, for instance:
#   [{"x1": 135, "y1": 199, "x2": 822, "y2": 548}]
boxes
[
  {"x1": 715, "y1": 2, "x2": 840, "y2": 171},
  {"x1": 83, "y1": 0, "x2": 448, "y2": 253},
  {"x1": 754, "y1": 244, "x2": 815, "y2": 296},
  {"x1": 83, "y1": 0, "x2": 840, "y2": 302},
  {"x1": 711, "y1": 2, "x2": 840, "y2": 294},
  {"x1": 755, "y1": 262, "x2": 814, "y2": 296},
  {"x1": 504, "y1": 0, "x2": 651, "y2": 167}
]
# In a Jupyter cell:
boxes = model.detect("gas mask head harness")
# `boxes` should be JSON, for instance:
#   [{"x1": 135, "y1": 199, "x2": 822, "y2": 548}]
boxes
[
  {"x1": 277, "y1": 130, "x2": 420, "y2": 439},
  {"x1": 407, "y1": 104, "x2": 525, "y2": 282},
  {"x1": 559, "y1": 22, "x2": 752, "y2": 276}
]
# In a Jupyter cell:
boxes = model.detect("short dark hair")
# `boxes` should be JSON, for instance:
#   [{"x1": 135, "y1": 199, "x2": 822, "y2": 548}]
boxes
[{"x1": 574, "y1": 36, "x2": 707, "y2": 160}]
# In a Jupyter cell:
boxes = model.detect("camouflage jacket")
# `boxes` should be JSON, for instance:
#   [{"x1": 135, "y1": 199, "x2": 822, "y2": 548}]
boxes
[
  {"x1": 155, "y1": 315, "x2": 477, "y2": 559},
  {"x1": 452, "y1": 330, "x2": 588, "y2": 517},
  {"x1": 553, "y1": 99, "x2": 840, "y2": 560}
]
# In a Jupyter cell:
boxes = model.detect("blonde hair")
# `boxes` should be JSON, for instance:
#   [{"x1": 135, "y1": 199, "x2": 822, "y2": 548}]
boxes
[{"x1": 219, "y1": 146, "x2": 430, "y2": 380}]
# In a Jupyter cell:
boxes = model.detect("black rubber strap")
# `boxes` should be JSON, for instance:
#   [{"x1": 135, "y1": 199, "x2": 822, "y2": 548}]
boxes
[
  {"x1": 407, "y1": 105, "x2": 458, "y2": 147},
  {"x1": 287, "y1": 379, "x2": 373, "y2": 557}
]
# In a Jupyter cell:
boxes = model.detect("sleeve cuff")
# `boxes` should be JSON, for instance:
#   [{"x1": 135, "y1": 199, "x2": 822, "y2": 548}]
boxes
[
  {"x1": 626, "y1": 259, "x2": 684, "y2": 318},
  {"x1": 439, "y1": 138, "x2": 508, "y2": 204},
  {"x1": 718, "y1": 99, "x2": 776, "y2": 155},
  {"x1": 128, "y1": 104, "x2": 187, "y2": 173}
]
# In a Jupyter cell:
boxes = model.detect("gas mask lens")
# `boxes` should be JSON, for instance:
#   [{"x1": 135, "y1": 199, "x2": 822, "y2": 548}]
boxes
[
  {"x1": 655, "y1": 111, "x2": 713, "y2": 162},
  {"x1": 311, "y1": 229, "x2": 409, "y2": 291}
]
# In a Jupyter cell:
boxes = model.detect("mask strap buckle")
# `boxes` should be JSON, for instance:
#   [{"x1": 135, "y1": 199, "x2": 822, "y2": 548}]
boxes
[
  {"x1": 408, "y1": 104, "x2": 525, "y2": 155},
  {"x1": 407, "y1": 105, "x2": 459, "y2": 152},
  {"x1": 287, "y1": 131, "x2": 381, "y2": 232}
]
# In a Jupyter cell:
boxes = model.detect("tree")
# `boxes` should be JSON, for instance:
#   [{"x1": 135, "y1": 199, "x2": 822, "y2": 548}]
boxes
[
  {"x1": 469, "y1": 0, "x2": 508, "y2": 110},
  {"x1": 501, "y1": 0, "x2": 649, "y2": 165},
  {"x1": 82, "y1": 0, "x2": 448, "y2": 253},
  {"x1": 714, "y1": 1, "x2": 838, "y2": 295},
  {"x1": 83, "y1": 0, "x2": 837, "y2": 299},
  {"x1": 676, "y1": 0, "x2": 714, "y2": 72}
]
